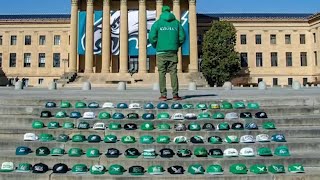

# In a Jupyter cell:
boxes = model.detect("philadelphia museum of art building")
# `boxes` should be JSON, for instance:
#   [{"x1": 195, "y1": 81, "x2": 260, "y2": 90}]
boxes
[{"x1": 0, "y1": 0, "x2": 319, "y2": 87}]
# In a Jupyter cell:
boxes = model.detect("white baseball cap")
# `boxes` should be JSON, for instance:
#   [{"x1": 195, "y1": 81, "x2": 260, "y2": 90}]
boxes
[
  {"x1": 239, "y1": 147, "x2": 255, "y2": 157},
  {"x1": 93, "y1": 122, "x2": 105, "y2": 130},
  {"x1": 129, "y1": 103, "x2": 141, "y2": 109},
  {"x1": 240, "y1": 135, "x2": 255, "y2": 143},
  {"x1": 23, "y1": 133, "x2": 38, "y2": 141},
  {"x1": 83, "y1": 112, "x2": 95, "y2": 119},
  {"x1": 102, "y1": 102, "x2": 114, "y2": 108},
  {"x1": 225, "y1": 112, "x2": 238, "y2": 120},
  {"x1": 223, "y1": 148, "x2": 239, "y2": 157},
  {"x1": 256, "y1": 134, "x2": 270, "y2": 142},
  {"x1": 0, "y1": 162, "x2": 14, "y2": 172},
  {"x1": 171, "y1": 113, "x2": 184, "y2": 120}
]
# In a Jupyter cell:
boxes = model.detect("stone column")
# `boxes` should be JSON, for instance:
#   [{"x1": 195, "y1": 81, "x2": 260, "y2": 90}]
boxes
[
  {"x1": 138, "y1": 0, "x2": 147, "y2": 73},
  {"x1": 173, "y1": 0, "x2": 182, "y2": 73},
  {"x1": 69, "y1": 0, "x2": 78, "y2": 73},
  {"x1": 102, "y1": 0, "x2": 111, "y2": 73},
  {"x1": 156, "y1": 0, "x2": 163, "y2": 20},
  {"x1": 119, "y1": 0, "x2": 128, "y2": 73},
  {"x1": 188, "y1": 0, "x2": 198, "y2": 72},
  {"x1": 85, "y1": 0, "x2": 94, "y2": 73}
]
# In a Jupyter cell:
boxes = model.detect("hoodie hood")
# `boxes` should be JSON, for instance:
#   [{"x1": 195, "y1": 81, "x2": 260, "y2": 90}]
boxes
[{"x1": 160, "y1": 11, "x2": 176, "y2": 22}]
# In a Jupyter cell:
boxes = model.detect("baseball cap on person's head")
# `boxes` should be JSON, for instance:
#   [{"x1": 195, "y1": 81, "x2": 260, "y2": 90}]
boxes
[
  {"x1": 140, "y1": 135, "x2": 155, "y2": 144},
  {"x1": 256, "y1": 134, "x2": 270, "y2": 142},
  {"x1": 274, "y1": 146, "x2": 290, "y2": 157},
  {"x1": 172, "y1": 113, "x2": 184, "y2": 120},
  {"x1": 56, "y1": 134, "x2": 69, "y2": 142},
  {"x1": 32, "y1": 163, "x2": 49, "y2": 173},
  {"x1": 177, "y1": 149, "x2": 192, "y2": 158},
  {"x1": 16, "y1": 146, "x2": 31, "y2": 155},
  {"x1": 93, "y1": 122, "x2": 106, "y2": 130},
  {"x1": 72, "y1": 164, "x2": 87, "y2": 174},
  {"x1": 60, "y1": 101, "x2": 71, "y2": 108},
  {"x1": 224, "y1": 148, "x2": 239, "y2": 157},
  {"x1": 55, "y1": 111, "x2": 67, "y2": 118},
  {"x1": 157, "y1": 102, "x2": 169, "y2": 109},
  {"x1": 175, "y1": 123, "x2": 187, "y2": 131},
  {"x1": 105, "y1": 148, "x2": 120, "y2": 158},
  {"x1": 141, "y1": 122, "x2": 155, "y2": 131},
  {"x1": 16, "y1": 163, "x2": 32, "y2": 172},
  {"x1": 202, "y1": 123, "x2": 215, "y2": 131},
  {"x1": 88, "y1": 134, "x2": 102, "y2": 143},
  {"x1": 197, "y1": 112, "x2": 211, "y2": 120},
  {"x1": 53, "y1": 163, "x2": 69, "y2": 173},
  {"x1": 225, "y1": 135, "x2": 239, "y2": 143},
  {"x1": 174, "y1": 136, "x2": 188, "y2": 144},
  {"x1": 40, "y1": 110, "x2": 52, "y2": 118},
  {"x1": 208, "y1": 136, "x2": 223, "y2": 144},
  {"x1": 258, "y1": 147, "x2": 273, "y2": 156},
  {"x1": 86, "y1": 148, "x2": 100, "y2": 158},
  {"x1": 232, "y1": 122, "x2": 244, "y2": 130},
  {"x1": 144, "y1": 102, "x2": 154, "y2": 109},
  {"x1": 0, "y1": 162, "x2": 14, "y2": 172},
  {"x1": 90, "y1": 165, "x2": 106, "y2": 175},
  {"x1": 240, "y1": 112, "x2": 252, "y2": 119},
  {"x1": 124, "y1": 123, "x2": 137, "y2": 130},
  {"x1": 209, "y1": 149, "x2": 223, "y2": 158},
  {"x1": 70, "y1": 111, "x2": 82, "y2": 119},
  {"x1": 108, "y1": 123, "x2": 121, "y2": 130},
  {"x1": 194, "y1": 147, "x2": 208, "y2": 157},
  {"x1": 36, "y1": 146, "x2": 50, "y2": 156},
  {"x1": 88, "y1": 102, "x2": 99, "y2": 108},
  {"x1": 160, "y1": 148, "x2": 174, "y2": 158},
  {"x1": 221, "y1": 101, "x2": 233, "y2": 109},
  {"x1": 24, "y1": 133, "x2": 38, "y2": 141},
  {"x1": 213, "y1": 112, "x2": 225, "y2": 119},
  {"x1": 250, "y1": 164, "x2": 268, "y2": 174},
  {"x1": 129, "y1": 103, "x2": 141, "y2": 109},
  {"x1": 207, "y1": 164, "x2": 224, "y2": 175},
  {"x1": 112, "y1": 112, "x2": 125, "y2": 120},
  {"x1": 240, "y1": 135, "x2": 255, "y2": 143},
  {"x1": 50, "y1": 147, "x2": 65, "y2": 156},
  {"x1": 268, "y1": 164, "x2": 285, "y2": 174},
  {"x1": 47, "y1": 121, "x2": 59, "y2": 129},
  {"x1": 32, "y1": 121, "x2": 44, "y2": 129},
  {"x1": 188, "y1": 122, "x2": 201, "y2": 131},
  {"x1": 239, "y1": 147, "x2": 255, "y2": 157},
  {"x1": 77, "y1": 121, "x2": 90, "y2": 129},
  {"x1": 121, "y1": 135, "x2": 136, "y2": 143},
  {"x1": 183, "y1": 103, "x2": 194, "y2": 109},
  {"x1": 196, "y1": 103, "x2": 208, "y2": 110},
  {"x1": 143, "y1": 149, "x2": 156, "y2": 159},
  {"x1": 157, "y1": 112, "x2": 170, "y2": 120},
  {"x1": 39, "y1": 133, "x2": 54, "y2": 142},
  {"x1": 288, "y1": 164, "x2": 305, "y2": 173},
  {"x1": 102, "y1": 102, "x2": 114, "y2": 108},
  {"x1": 272, "y1": 134, "x2": 286, "y2": 142},
  {"x1": 255, "y1": 111, "x2": 268, "y2": 118},
  {"x1": 157, "y1": 135, "x2": 170, "y2": 144},
  {"x1": 75, "y1": 101, "x2": 86, "y2": 108},
  {"x1": 117, "y1": 102, "x2": 128, "y2": 109},
  {"x1": 168, "y1": 166, "x2": 184, "y2": 174},
  {"x1": 72, "y1": 134, "x2": 86, "y2": 142},
  {"x1": 148, "y1": 165, "x2": 164, "y2": 175},
  {"x1": 158, "y1": 123, "x2": 171, "y2": 131},
  {"x1": 104, "y1": 134, "x2": 117, "y2": 143},
  {"x1": 127, "y1": 113, "x2": 139, "y2": 120},
  {"x1": 98, "y1": 112, "x2": 111, "y2": 119},
  {"x1": 184, "y1": 113, "x2": 197, "y2": 120},
  {"x1": 129, "y1": 166, "x2": 145, "y2": 175},
  {"x1": 191, "y1": 135, "x2": 204, "y2": 144},
  {"x1": 217, "y1": 122, "x2": 230, "y2": 130},
  {"x1": 142, "y1": 113, "x2": 155, "y2": 120},
  {"x1": 230, "y1": 164, "x2": 247, "y2": 174},
  {"x1": 171, "y1": 102, "x2": 183, "y2": 109},
  {"x1": 125, "y1": 148, "x2": 140, "y2": 158},
  {"x1": 209, "y1": 103, "x2": 220, "y2": 109},
  {"x1": 245, "y1": 122, "x2": 258, "y2": 130},
  {"x1": 233, "y1": 102, "x2": 246, "y2": 109},
  {"x1": 83, "y1": 111, "x2": 95, "y2": 119},
  {"x1": 68, "y1": 148, "x2": 83, "y2": 157},
  {"x1": 263, "y1": 121, "x2": 276, "y2": 129},
  {"x1": 225, "y1": 112, "x2": 238, "y2": 120},
  {"x1": 248, "y1": 102, "x2": 260, "y2": 109},
  {"x1": 188, "y1": 164, "x2": 205, "y2": 175},
  {"x1": 45, "y1": 102, "x2": 56, "y2": 108}
]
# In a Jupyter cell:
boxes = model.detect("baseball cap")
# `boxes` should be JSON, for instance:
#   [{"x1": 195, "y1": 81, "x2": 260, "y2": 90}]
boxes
[
  {"x1": 231, "y1": 122, "x2": 244, "y2": 130},
  {"x1": 39, "y1": 133, "x2": 54, "y2": 142},
  {"x1": 121, "y1": 135, "x2": 136, "y2": 143},
  {"x1": 53, "y1": 163, "x2": 69, "y2": 173},
  {"x1": 47, "y1": 121, "x2": 59, "y2": 129},
  {"x1": 108, "y1": 123, "x2": 121, "y2": 130},
  {"x1": 86, "y1": 148, "x2": 100, "y2": 158},
  {"x1": 16, "y1": 163, "x2": 32, "y2": 172},
  {"x1": 124, "y1": 123, "x2": 137, "y2": 130},
  {"x1": 221, "y1": 101, "x2": 233, "y2": 109},
  {"x1": 209, "y1": 103, "x2": 220, "y2": 109},
  {"x1": 117, "y1": 102, "x2": 128, "y2": 109},
  {"x1": 208, "y1": 136, "x2": 223, "y2": 144},
  {"x1": 233, "y1": 102, "x2": 246, "y2": 109},
  {"x1": 268, "y1": 164, "x2": 285, "y2": 174},
  {"x1": 190, "y1": 135, "x2": 204, "y2": 144},
  {"x1": 174, "y1": 136, "x2": 188, "y2": 144},
  {"x1": 288, "y1": 164, "x2": 305, "y2": 173},
  {"x1": 212, "y1": 112, "x2": 225, "y2": 119},
  {"x1": 32, "y1": 121, "x2": 44, "y2": 129},
  {"x1": 250, "y1": 164, "x2": 268, "y2": 174},
  {"x1": 245, "y1": 122, "x2": 258, "y2": 130},
  {"x1": 225, "y1": 112, "x2": 238, "y2": 120},
  {"x1": 68, "y1": 148, "x2": 83, "y2": 157},
  {"x1": 183, "y1": 103, "x2": 194, "y2": 109},
  {"x1": 196, "y1": 103, "x2": 208, "y2": 110},
  {"x1": 256, "y1": 134, "x2": 270, "y2": 142},
  {"x1": 177, "y1": 149, "x2": 192, "y2": 158},
  {"x1": 129, "y1": 103, "x2": 141, "y2": 109},
  {"x1": 75, "y1": 101, "x2": 86, "y2": 108},
  {"x1": 140, "y1": 135, "x2": 154, "y2": 144},
  {"x1": 271, "y1": 134, "x2": 286, "y2": 142},
  {"x1": 188, "y1": 122, "x2": 201, "y2": 131},
  {"x1": 184, "y1": 113, "x2": 197, "y2": 120},
  {"x1": 90, "y1": 165, "x2": 106, "y2": 175},
  {"x1": 255, "y1": 111, "x2": 268, "y2": 118},
  {"x1": 32, "y1": 163, "x2": 49, "y2": 173},
  {"x1": 104, "y1": 134, "x2": 117, "y2": 143},
  {"x1": 45, "y1": 101, "x2": 56, "y2": 108},
  {"x1": 77, "y1": 121, "x2": 90, "y2": 129},
  {"x1": 263, "y1": 121, "x2": 276, "y2": 129},
  {"x1": 23, "y1": 133, "x2": 38, "y2": 141},
  {"x1": 141, "y1": 122, "x2": 155, "y2": 131},
  {"x1": 55, "y1": 111, "x2": 67, "y2": 118},
  {"x1": 240, "y1": 135, "x2": 255, "y2": 143},
  {"x1": 142, "y1": 113, "x2": 155, "y2": 120},
  {"x1": 98, "y1": 112, "x2": 111, "y2": 119},
  {"x1": 171, "y1": 113, "x2": 184, "y2": 120},
  {"x1": 70, "y1": 111, "x2": 82, "y2": 119},
  {"x1": 16, "y1": 146, "x2": 31, "y2": 155},
  {"x1": 125, "y1": 148, "x2": 140, "y2": 158},
  {"x1": 274, "y1": 146, "x2": 290, "y2": 157},
  {"x1": 240, "y1": 112, "x2": 252, "y2": 119},
  {"x1": 247, "y1": 102, "x2": 260, "y2": 109},
  {"x1": 127, "y1": 113, "x2": 139, "y2": 120},
  {"x1": 72, "y1": 164, "x2": 87, "y2": 174},
  {"x1": 160, "y1": 148, "x2": 174, "y2": 158},
  {"x1": 239, "y1": 147, "x2": 255, "y2": 157},
  {"x1": 88, "y1": 102, "x2": 99, "y2": 108},
  {"x1": 83, "y1": 111, "x2": 95, "y2": 119},
  {"x1": 143, "y1": 149, "x2": 156, "y2": 159},
  {"x1": 129, "y1": 166, "x2": 145, "y2": 175},
  {"x1": 148, "y1": 165, "x2": 164, "y2": 175},
  {"x1": 157, "y1": 112, "x2": 170, "y2": 120},
  {"x1": 207, "y1": 164, "x2": 223, "y2": 175},
  {"x1": 93, "y1": 122, "x2": 106, "y2": 130},
  {"x1": 224, "y1": 148, "x2": 239, "y2": 157},
  {"x1": 144, "y1": 102, "x2": 154, "y2": 109},
  {"x1": 158, "y1": 123, "x2": 171, "y2": 131},
  {"x1": 197, "y1": 112, "x2": 211, "y2": 120},
  {"x1": 209, "y1": 149, "x2": 223, "y2": 158},
  {"x1": 217, "y1": 122, "x2": 230, "y2": 130},
  {"x1": 157, "y1": 135, "x2": 170, "y2": 144},
  {"x1": 230, "y1": 164, "x2": 247, "y2": 174},
  {"x1": 157, "y1": 102, "x2": 169, "y2": 109},
  {"x1": 63, "y1": 122, "x2": 75, "y2": 129},
  {"x1": 105, "y1": 148, "x2": 120, "y2": 158},
  {"x1": 258, "y1": 147, "x2": 273, "y2": 156},
  {"x1": 102, "y1": 102, "x2": 114, "y2": 108},
  {"x1": 40, "y1": 110, "x2": 52, "y2": 118},
  {"x1": 194, "y1": 147, "x2": 208, "y2": 157},
  {"x1": 0, "y1": 162, "x2": 14, "y2": 172},
  {"x1": 175, "y1": 123, "x2": 187, "y2": 131},
  {"x1": 56, "y1": 134, "x2": 69, "y2": 142},
  {"x1": 87, "y1": 134, "x2": 102, "y2": 143},
  {"x1": 202, "y1": 123, "x2": 215, "y2": 131},
  {"x1": 60, "y1": 101, "x2": 71, "y2": 108},
  {"x1": 50, "y1": 147, "x2": 65, "y2": 156},
  {"x1": 168, "y1": 166, "x2": 184, "y2": 174},
  {"x1": 36, "y1": 146, "x2": 50, "y2": 156},
  {"x1": 171, "y1": 103, "x2": 183, "y2": 109},
  {"x1": 72, "y1": 134, "x2": 86, "y2": 142},
  {"x1": 188, "y1": 164, "x2": 205, "y2": 174}
]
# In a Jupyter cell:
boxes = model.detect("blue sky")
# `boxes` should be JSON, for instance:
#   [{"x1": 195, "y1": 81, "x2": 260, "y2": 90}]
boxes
[{"x1": 0, "y1": 0, "x2": 319, "y2": 14}]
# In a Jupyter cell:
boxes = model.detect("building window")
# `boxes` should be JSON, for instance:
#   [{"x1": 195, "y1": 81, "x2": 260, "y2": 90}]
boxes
[
  {"x1": 273, "y1": 78, "x2": 278, "y2": 86},
  {"x1": 286, "y1": 52, "x2": 292, "y2": 67},
  {"x1": 285, "y1": 34, "x2": 291, "y2": 44},
  {"x1": 9, "y1": 53, "x2": 16, "y2": 67},
  {"x1": 240, "y1": 34, "x2": 247, "y2": 45},
  {"x1": 25, "y1": 35, "x2": 31, "y2": 45},
  {"x1": 300, "y1": 52, "x2": 307, "y2": 66},
  {"x1": 288, "y1": 78, "x2": 293, "y2": 86},
  {"x1": 240, "y1": 52, "x2": 248, "y2": 67},
  {"x1": 10, "y1": 35, "x2": 17, "y2": 45},
  {"x1": 270, "y1": 34, "x2": 276, "y2": 44},
  {"x1": 303, "y1": 78, "x2": 308, "y2": 86},
  {"x1": 39, "y1": 35, "x2": 46, "y2": 45},
  {"x1": 313, "y1": 33, "x2": 317, "y2": 43},
  {"x1": 0, "y1": 35, "x2": 2, "y2": 45},
  {"x1": 38, "y1": 53, "x2": 46, "y2": 67},
  {"x1": 258, "y1": 78, "x2": 263, "y2": 83},
  {"x1": 271, "y1": 52, "x2": 278, "y2": 67},
  {"x1": 54, "y1": 35, "x2": 61, "y2": 45},
  {"x1": 24, "y1": 53, "x2": 31, "y2": 67},
  {"x1": 315, "y1": 51, "x2": 318, "y2": 66},
  {"x1": 300, "y1": 34, "x2": 306, "y2": 44},
  {"x1": 0, "y1": 53, "x2": 2, "y2": 67},
  {"x1": 256, "y1": 52, "x2": 263, "y2": 67},
  {"x1": 53, "y1": 53, "x2": 60, "y2": 67},
  {"x1": 255, "y1": 34, "x2": 261, "y2": 44},
  {"x1": 38, "y1": 78, "x2": 44, "y2": 85}
]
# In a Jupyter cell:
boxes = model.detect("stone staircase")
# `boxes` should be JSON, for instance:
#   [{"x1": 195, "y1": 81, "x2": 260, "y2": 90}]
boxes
[
  {"x1": 56, "y1": 72, "x2": 77, "y2": 87},
  {"x1": 0, "y1": 95, "x2": 319, "y2": 179}
]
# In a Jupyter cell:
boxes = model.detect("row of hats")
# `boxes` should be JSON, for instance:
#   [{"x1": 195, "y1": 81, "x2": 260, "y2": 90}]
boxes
[
  {"x1": 0, "y1": 162, "x2": 304, "y2": 175},
  {"x1": 32, "y1": 121, "x2": 275, "y2": 131},
  {"x1": 23, "y1": 133, "x2": 286, "y2": 143},
  {"x1": 45, "y1": 101, "x2": 260, "y2": 110},
  {"x1": 40, "y1": 111, "x2": 268, "y2": 120},
  {"x1": 16, "y1": 145, "x2": 290, "y2": 158}
]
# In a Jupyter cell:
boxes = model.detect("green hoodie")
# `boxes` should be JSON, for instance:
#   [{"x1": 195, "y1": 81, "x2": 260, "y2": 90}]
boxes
[{"x1": 149, "y1": 6, "x2": 186, "y2": 54}]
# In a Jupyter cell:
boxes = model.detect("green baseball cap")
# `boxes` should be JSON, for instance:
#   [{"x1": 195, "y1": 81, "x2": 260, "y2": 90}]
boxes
[
  {"x1": 156, "y1": 135, "x2": 170, "y2": 144},
  {"x1": 60, "y1": 101, "x2": 71, "y2": 108},
  {"x1": 108, "y1": 123, "x2": 121, "y2": 130},
  {"x1": 188, "y1": 164, "x2": 205, "y2": 174},
  {"x1": 188, "y1": 122, "x2": 201, "y2": 131},
  {"x1": 141, "y1": 122, "x2": 155, "y2": 131},
  {"x1": 16, "y1": 163, "x2": 32, "y2": 172},
  {"x1": 104, "y1": 134, "x2": 117, "y2": 143},
  {"x1": 157, "y1": 112, "x2": 170, "y2": 120},
  {"x1": 90, "y1": 165, "x2": 106, "y2": 175},
  {"x1": 171, "y1": 103, "x2": 183, "y2": 109},
  {"x1": 263, "y1": 121, "x2": 276, "y2": 129},
  {"x1": 221, "y1": 101, "x2": 233, "y2": 109},
  {"x1": 208, "y1": 136, "x2": 223, "y2": 144},
  {"x1": 98, "y1": 112, "x2": 111, "y2": 119},
  {"x1": 50, "y1": 148, "x2": 65, "y2": 156},
  {"x1": 72, "y1": 134, "x2": 86, "y2": 142},
  {"x1": 86, "y1": 148, "x2": 100, "y2": 158},
  {"x1": 194, "y1": 147, "x2": 208, "y2": 157},
  {"x1": 274, "y1": 146, "x2": 290, "y2": 157},
  {"x1": 32, "y1": 121, "x2": 44, "y2": 129},
  {"x1": 75, "y1": 101, "x2": 86, "y2": 108},
  {"x1": 225, "y1": 135, "x2": 239, "y2": 143},
  {"x1": 288, "y1": 164, "x2": 305, "y2": 173},
  {"x1": 55, "y1": 111, "x2": 67, "y2": 118},
  {"x1": 39, "y1": 133, "x2": 54, "y2": 142},
  {"x1": 56, "y1": 134, "x2": 69, "y2": 142},
  {"x1": 206, "y1": 164, "x2": 223, "y2": 175},
  {"x1": 196, "y1": 103, "x2": 208, "y2": 109},
  {"x1": 183, "y1": 103, "x2": 194, "y2": 109},
  {"x1": 268, "y1": 164, "x2": 285, "y2": 174},
  {"x1": 233, "y1": 102, "x2": 245, "y2": 109},
  {"x1": 63, "y1": 122, "x2": 74, "y2": 129},
  {"x1": 36, "y1": 146, "x2": 50, "y2": 156},
  {"x1": 148, "y1": 165, "x2": 164, "y2": 175},
  {"x1": 47, "y1": 121, "x2": 59, "y2": 129},
  {"x1": 72, "y1": 164, "x2": 87, "y2": 174},
  {"x1": 121, "y1": 135, "x2": 136, "y2": 143},
  {"x1": 140, "y1": 135, "x2": 154, "y2": 144},
  {"x1": 258, "y1": 147, "x2": 273, "y2": 156},
  {"x1": 68, "y1": 148, "x2": 83, "y2": 157},
  {"x1": 108, "y1": 164, "x2": 125, "y2": 175},
  {"x1": 247, "y1": 102, "x2": 260, "y2": 109},
  {"x1": 250, "y1": 164, "x2": 268, "y2": 174},
  {"x1": 213, "y1": 112, "x2": 225, "y2": 119},
  {"x1": 197, "y1": 112, "x2": 211, "y2": 120},
  {"x1": 230, "y1": 164, "x2": 247, "y2": 174},
  {"x1": 217, "y1": 122, "x2": 230, "y2": 130},
  {"x1": 157, "y1": 123, "x2": 171, "y2": 131}
]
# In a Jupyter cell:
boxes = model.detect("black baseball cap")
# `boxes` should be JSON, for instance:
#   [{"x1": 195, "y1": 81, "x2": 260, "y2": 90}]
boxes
[
  {"x1": 124, "y1": 123, "x2": 138, "y2": 130},
  {"x1": 255, "y1": 112, "x2": 268, "y2": 118},
  {"x1": 125, "y1": 148, "x2": 140, "y2": 158},
  {"x1": 32, "y1": 163, "x2": 49, "y2": 173},
  {"x1": 168, "y1": 166, "x2": 184, "y2": 174},
  {"x1": 160, "y1": 148, "x2": 174, "y2": 158},
  {"x1": 105, "y1": 148, "x2": 120, "y2": 158},
  {"x1": 40, "y1": 111, "x2": 52, "y2": 118},
  {"x1": 209, "y1": 148, "x2": 224, "y2": 158},
  {"x1": 231, "y1": 122, "x2": 244, "y2": 130},
  {"x1": 129, "y1": 166, "x2": 145, "y2": 175},
  {"x1": 202, "y1": 123, "x2": 215, "y2": 131},
  {"x1": 53, "y1": 163, "x2": 69, "y2": 173},
  {"x1": 127, "y1": 113, "x2": 139, "y2": 119},
  {"x1": 190, "y1": 135, "x2": 204, "y2": 144},
  {"x1": 240, "y1": 112, "x2": 252, "y2": 119}
]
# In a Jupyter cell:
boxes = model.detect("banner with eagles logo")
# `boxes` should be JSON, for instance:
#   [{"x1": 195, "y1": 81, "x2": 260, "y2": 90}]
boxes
[{"x1": 78, "y1": 10, "x2": 190, "y2": 56}]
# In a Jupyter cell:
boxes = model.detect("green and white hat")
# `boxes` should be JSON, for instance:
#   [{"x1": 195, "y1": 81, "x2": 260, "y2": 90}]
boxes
[
  {"x1": 171, "y1": 113, "x2": 184, "y2": 120},
  {"x1": 225, "y1": 135, "x2": 239, "y2": 143},
  {"x1": 250, "y1": 164, "x2": 268, "y2": 174},
  {"x1": 230, "y1": 164, "x2": 247, "y2": 174},
  {"x1": 55, "y1": 111, "x2": 67, "y2": 118},
  {"x1": 143, "y1": 149, "x2": 156, "y2": 159},
  {"x1": 177, "y1": 149, "x2": 192, "y2": 157},
  {"x1": 194, "y1": 147, "x2": 208, "y2": 157},
  {"x1": 268, "y1": 164, "x2": 285, "y2": 174},
  {"x1": 188, "y1": 122, "x2": 201, "y2": 131},
  {"x1": 256, "y1": 134, "x2": 270, "y2": 142},
  {"x1": 93, "y1": 122, "x2": 105, "y2": 130},
  {"x1": 257, "y1": 147, "x2": 273, "y2": 156},
  {"x1": 188, "y1": 164, "x2": 205, "y2": 174},
  {"x1": 86, "y1": 148, "x2": 100, "y2": 158},
  {"x1": 56, "y1": 134, "x2": 69, "y2": 142},
  {"x1": 72, "y1": 134, "x2": 86, "y2": 142},
  {"x1": 112, "y1": 112, "x2": 125, "y2": 120},
  {"x1": 108, "y1": 164, "x2": 125, "y2": 175},
  {"x1": 68, "y1": 148, "x2": 83, "y2": 157},
  {"x1": 183, "y1": 103, "x2": 194, "y2": 109},
  {"x1": 90, "y1": 165, "x2": 106, "y2": 175},
  {"x1": 157, "y1": 102, "x2": 169, "y2": 109},
  {"x1": 148, "y1": 165, "x2": 164, "y2": 175},
  {"x1": 224, "y1": 148, "x2": 239, "y2": 157},
  {"x1": 263, "y1": 121, "x2": 276, "y2": 129},
  {"x1": 108, "y1": 123, "x2": 121, "y2": 130},
  {"x1": 233, "y1": 102, "x2": 246, "y2": 109},
  {"x1": 197, "y1": 112, "x2": 211, "y2": 120},
  {"x1": 157, "y1": 112, "x2": 170, "y2": 120},
  {"x1": 217, "y1": 122, "x2": 230, "y2": 130},
  {"x1": 209, "y1": 103, "x2": 220, "y2": 109},
  {"x1": 50, "y1": 148, "x2": 65, "y2": 156},
  {"x1": 206, "y1": 164, "x2": 223, "y2": 175},
  {"x1": 72, "y1": 164, "x2": 87, "y2": 174},
  {"x1": 196, "y1": 103, "x2": 208, "y2": 110},
  {"x1": 16, "y1": 163, "x2": 32, "y2": 172},
  {"x1": 121, "y1": 135, "x2": 136, "y2": 143},
  {"x1": 140, "y1": 135, "x2": 154, "y2": 144},
  {"x1": 221, "y1": 101, "x2": 233, "y2": 109},
  {"x1": 212, "y1": 112, "x2": 225, "y2": 119},
  {"x1": 75, "y1": 101, "x2": 86, "y2": 108},
  {"x1": 32, "y1": 121, "x2": 44, "y2": 129},
  {"x1": 208, "y1": 136, "x2": 223, "y2": 144},
  {"x1": 60, "y1": 101, "x2": 71, "y2": 108},
  {"x1": 288, "y1": 164, "x2": 305, "y2": 173},
  {"x1": 98, "y1": 112, "x2": 111, "y2": 119},
  {"x1": 63, "y1": 122, "x2": 75, "y2": 129},
  {"x1": 274, "y1": 146, "x2": 290, "y2": 157},
  {"x1": 156, "y1": 135, "x2": 170, "y2": 144},
  {"x1": 48, "y1": 121, "x2": 59, "y2": 129},
  {"x1": 171, "y1": 103, "x2": 183, "y2": 109},
  {"x1": 158, "y1": 123, "x2": 171, "y2": 131},
  {"x1": 247, "y1": 102, "x2": 260, "y2": 109},
  {"x1": 0, "y1": 162, "x2": 14, "y2": 172},
  {"x1": 141, "y1": 122, "x2": 155, "y2": 131},
  {"x1": 104, "y1": 134, "x2": 117, "y2": 143},
  {"x1": 239, "y1": 147, "x2": 255, "y2": 157},
  {"x1": 39, "y1": 133, "x2": 54, "y2": 142},
  {"x1": 174, "y1": 136, "x2": 188, "y2": 144}
]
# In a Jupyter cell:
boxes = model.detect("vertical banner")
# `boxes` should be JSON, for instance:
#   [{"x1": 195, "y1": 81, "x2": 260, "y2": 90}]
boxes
[
  {"x1": 181, "y1": 11, "x2": 190, "y2": 55},
  {"x1": 77, "y1": 11, "x2": 86, "y2": 54}
]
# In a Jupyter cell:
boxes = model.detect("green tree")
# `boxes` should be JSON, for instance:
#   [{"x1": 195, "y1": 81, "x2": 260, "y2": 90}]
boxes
[{"x1": 201, "y1": 21, "x2": 241, "y2": 86}]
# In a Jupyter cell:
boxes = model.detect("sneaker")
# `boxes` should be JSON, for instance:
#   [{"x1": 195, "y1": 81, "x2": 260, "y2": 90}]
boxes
[
  {"x1": 159, "y1": 96, "x2": 167, "y2": 101},
  {"x1": 173, "y1": 96, "x2": 183, "y2": 101}
]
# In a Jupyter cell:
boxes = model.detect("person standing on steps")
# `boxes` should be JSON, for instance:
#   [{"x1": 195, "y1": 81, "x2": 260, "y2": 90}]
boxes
[{"x1": 149, "y1": 5, "x2": 186, "y2": 101}]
